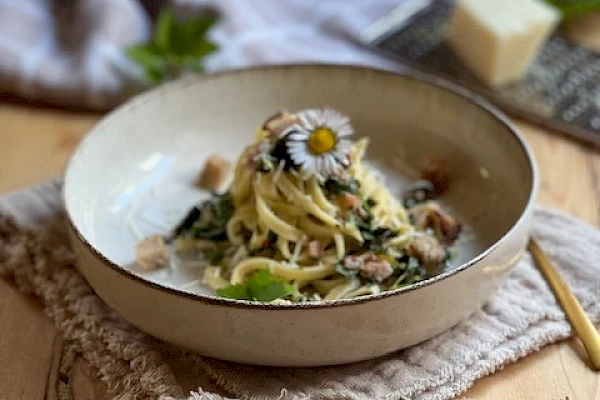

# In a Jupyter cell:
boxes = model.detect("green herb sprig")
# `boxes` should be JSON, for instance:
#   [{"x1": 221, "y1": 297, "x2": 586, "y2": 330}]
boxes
[
  {"x1": 544, "y1": 0, "x2": 600, "y2": 21},
  {"x1": 173, "y1": 192, "x2": 234, "y2": 241},
  {"x1": 127, "y1": 9, "x2": 218, "y2": 84},
  {"x1": 323, "y1": 176, "x2": 360, "y2": 195},
  {"x1": 217, "y1": 269, "x2": 294, "y2": 302}
]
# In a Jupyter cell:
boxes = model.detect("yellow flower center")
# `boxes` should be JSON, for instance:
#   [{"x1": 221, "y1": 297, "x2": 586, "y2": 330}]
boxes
[{"x1": 307, "y1": 128, "x2": 337, "y2": 155}]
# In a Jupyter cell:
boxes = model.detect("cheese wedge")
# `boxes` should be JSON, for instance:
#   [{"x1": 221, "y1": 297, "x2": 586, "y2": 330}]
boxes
[{"x1": 449, "y1": 0, "x2": 561, "y2": 87}]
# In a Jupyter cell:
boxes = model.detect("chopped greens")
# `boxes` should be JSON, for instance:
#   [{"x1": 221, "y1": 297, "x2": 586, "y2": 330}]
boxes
[
  {"x1": 334, "y1": 193, "x2": 428, "y2": 286},
  {"x1": 217, "y1": 269, "x2": 294, "y2": 301},
  {"x1": 173, "y1": 192, "x2": 234, "y2": 241},
  {"x1": 350, "y1": 198, "x2": 397, "y2": 253},
  {"x1": 323, "y1": 176, "x2": 360, "y2": 195},
  {"x1": 364, "y1": 198, "x2": 378, "y2": 210},
  {"x1": 127, "y1": 9, "x2": 219, "y2": 84},
  {"x1": 391, "y1": 256, "x2": 424, "y2": 289}
]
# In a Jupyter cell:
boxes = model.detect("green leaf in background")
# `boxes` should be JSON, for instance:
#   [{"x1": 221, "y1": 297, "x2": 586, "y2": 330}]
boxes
[
  {"x1": 126, "y1": 44, "x2": 165, "y2": 83},
  {"x1": 126, "y1": 8, "x2": 219, "y2": 84},
  {"x1": 217, "y1": 269, "x2": 294, "y2": 302},
  {"x1": 155, "y1": 9, "x2": 175, "y2": 52},
  {"x1": 544, "y1": 0, "x2": 600, "y2": 20}
]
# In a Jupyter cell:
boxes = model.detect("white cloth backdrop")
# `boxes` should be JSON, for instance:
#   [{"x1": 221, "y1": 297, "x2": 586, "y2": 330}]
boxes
[{"x1": 0, "y1": 0, "x2": 408, "y2": 109}]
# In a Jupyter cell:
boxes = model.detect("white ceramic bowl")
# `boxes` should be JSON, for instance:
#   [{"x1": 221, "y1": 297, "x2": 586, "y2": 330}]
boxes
[{"x1": 64, "y1": 65, "x2": 537, "y2": 366}]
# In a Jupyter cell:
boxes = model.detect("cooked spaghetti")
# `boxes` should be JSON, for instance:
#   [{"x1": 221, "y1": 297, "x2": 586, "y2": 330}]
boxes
[{"x1": 168, "y1": 108, "x2": 461, "y2": 302}]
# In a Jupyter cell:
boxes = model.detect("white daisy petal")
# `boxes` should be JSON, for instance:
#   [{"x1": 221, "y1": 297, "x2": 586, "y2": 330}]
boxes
[
  {"x1": 302, "y1": 157, "x2": 316, "y2": 174},
  {"x1": 299, "y1": 111, "x2": 316, "y2": 131},
  {"x1": 337, "y1": 125, "x2": 353, "y2": 137},
  {"x1": 287, "y1": 132, "x2": 309, "y2": 141},
  {"x1": 289, "y1": 153, "x2": 303, "y2": 165},
  {"x1": 287, "y1": 141, "x2": 306, "y2": 151},
  {"x1": 321, "y1": 155, "x2": 330, "y2": 174},
  {"x1": 288, "y1": 150, "x2": 306, "y2": 159},
  {"x1": 338, "y1": 139, "x2": 353, "y2": 152},
  {"x1": 322, "y1": 154, "x2": 336, "y2": 176},
  {"x1": 297, "y1": 108, "x2": 353, "y2": 137},
  {"x1": 314, "y1": 157, "x2": 324, "y2": 175},
  {"x1": 279, "y1": 124, "x2": 304, "y2": 139}
]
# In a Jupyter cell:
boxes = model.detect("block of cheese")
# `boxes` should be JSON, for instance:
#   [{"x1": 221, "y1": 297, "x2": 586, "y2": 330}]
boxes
[{"x1": 448, "y1": 0, "x2": 561, "y2": 87}]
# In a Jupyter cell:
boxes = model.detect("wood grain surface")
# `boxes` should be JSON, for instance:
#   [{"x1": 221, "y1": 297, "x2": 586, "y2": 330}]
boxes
[{"x1": 0, "y1": 101, "x2": 598, "y2": 400}]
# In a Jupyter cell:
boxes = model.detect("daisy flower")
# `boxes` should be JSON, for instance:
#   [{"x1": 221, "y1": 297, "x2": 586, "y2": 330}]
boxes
[{"x1": 282, "y1": 108, "x2": 354, "y2": 178}]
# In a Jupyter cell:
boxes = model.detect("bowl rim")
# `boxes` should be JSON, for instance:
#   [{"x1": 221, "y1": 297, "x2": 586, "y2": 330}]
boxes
[{"x1": 64, "y1": 63, "x2": 539, "y2": 310}]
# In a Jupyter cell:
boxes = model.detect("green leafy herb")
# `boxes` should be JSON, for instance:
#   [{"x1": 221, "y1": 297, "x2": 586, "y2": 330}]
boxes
[
  {"x1": 323, "y1": 176, "x2": 360, "y2": 195},
  {"x1": 175, "y1": 192, "x2": 234, "y2": 240},
  {"x1": 544, "y1": 0, "x2": 600, "y2": 21},
  {"x1": 364, "y1": 198, "x2": 378, "y2": 211},
  {"x1": 216, "y1": 284, "x2": 250, "y2": 300},
  {"x1": 391, "y1": 256, "x2": 423, "y2": 288},
  {"x1": 349, "y1": 199, "x2": 397, "y2": 253},
  {"x1": 217, "y1": 269, "x2": 294, "y2": 301},
  {"x1": 127, "y1": 9, "x2": 219, "y2": 84}
]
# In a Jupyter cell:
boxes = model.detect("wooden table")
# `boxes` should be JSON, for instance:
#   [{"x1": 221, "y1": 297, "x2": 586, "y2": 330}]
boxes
[{"x1": 0, "y1": 99, "x2": 599, "y2": 400}]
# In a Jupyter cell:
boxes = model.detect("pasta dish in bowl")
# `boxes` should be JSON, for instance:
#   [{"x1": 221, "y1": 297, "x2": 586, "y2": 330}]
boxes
[{"x1": 64, "y1": 65, "x2": 536, "y2": 366}]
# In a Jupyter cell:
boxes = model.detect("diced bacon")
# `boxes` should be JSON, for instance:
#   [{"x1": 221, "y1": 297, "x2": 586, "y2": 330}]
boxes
[
  {"x1": 409, "y1": 201, "x2": 462, "y2": 244},
  {"x1": 135, "y1": 235, "x2": 169, "y2": 271},
  {"x1": 363, "y1": 259, "x2": 393, "y2": 282},
  {"x1": 342, "y1": 253, "x2": 392, "y2": 281},
  {"x1": 408, "y1": 235, "x2": 446, "y2": 271},
  {"x1": 343, "y1": 193, "x2": 358, "y2": 209},
  {"x1": 195, "y1": 154, "x2": 231, "y2": 191},
  {"x1": 263, "y1": 111, "x2": 298, "y2": 135},
  {"x1": 344, "y1": 256, "x2": 364, "y2": 270}
]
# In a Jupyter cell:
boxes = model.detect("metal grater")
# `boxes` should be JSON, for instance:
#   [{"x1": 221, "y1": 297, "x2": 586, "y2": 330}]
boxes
[{"x1": 361, "y1": 0, "x2": 600, "y2": 146}]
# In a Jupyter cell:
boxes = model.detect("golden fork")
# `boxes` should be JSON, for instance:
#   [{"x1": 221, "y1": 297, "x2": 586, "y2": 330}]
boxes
[{"x1": 528, "y1": 239, "x2": 600, "y2": 371}]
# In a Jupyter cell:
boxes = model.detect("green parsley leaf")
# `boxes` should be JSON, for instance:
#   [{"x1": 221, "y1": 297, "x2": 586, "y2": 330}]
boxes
[
  {"x1": 126, "y1": 8, "x2": 219, "y2": 84},
  {"x1": 247, "y1": 269, "x2": 272, "y2": 290},
  {"x1": 217, "y1": 269, "x2": 294, "y2": 302},
  {"x1": 251, "y1": 281, "x2": 294, "y2": 302},
  {"x1": 217, "y1": 284, "x2": 251, "y2": 300}
]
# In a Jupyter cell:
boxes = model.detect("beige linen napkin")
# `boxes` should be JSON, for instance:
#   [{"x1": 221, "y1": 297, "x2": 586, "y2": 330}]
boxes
[{"x1": 1, "y1": 179, "x2": 599, "y2": 400}]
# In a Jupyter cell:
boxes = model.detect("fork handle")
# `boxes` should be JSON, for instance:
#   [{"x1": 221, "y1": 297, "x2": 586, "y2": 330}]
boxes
[{"x1": 528, "y1": 239, "x2": 600, "y2": 370}]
